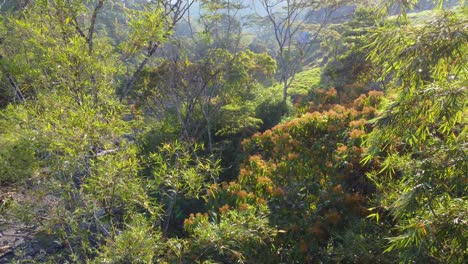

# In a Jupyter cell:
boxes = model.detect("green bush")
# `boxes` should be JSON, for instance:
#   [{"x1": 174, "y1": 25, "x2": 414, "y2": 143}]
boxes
[
  {"x1": 94, "y1": 215, "x2": 163, "y2": 264},
  {"x1": 0, "y1": 106, "x2": 38, "y2": 184},
  {"x1": 0, "y1": 138, "x2": 36, "y2": 184}
]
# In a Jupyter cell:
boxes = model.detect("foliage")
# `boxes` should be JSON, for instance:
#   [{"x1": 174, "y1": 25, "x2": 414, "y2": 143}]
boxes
[
  {"x1": 202, "y1": 88, "x2": 391, "y2": 262},
  {"x1": 0, "y1": 106, "x2": 38, "y2": 184},
  {"x1": 270, "y1": 67, "x2": 323, "y2": 98},
  {"x1": 184, "y1": 206, "x2": 276, "y2": 263},
  {"x1": 93, "y1": 215, "x2": 163, "y2": 264},
  {"x1": 0, "y1": 0, "x2": 467, "y2": 263},
  {"x1": 364, "y1": 8, "x2": 467, "y2": 262},
  {"x1": 321, "y1": 6, "x2": 381, "y2": 91},
  {"x1": 0, "y1": 1, "x2": 163, "y2": 261},
  {"x1": 132, "y1": 48, "x2": 276, "y2": 140}
]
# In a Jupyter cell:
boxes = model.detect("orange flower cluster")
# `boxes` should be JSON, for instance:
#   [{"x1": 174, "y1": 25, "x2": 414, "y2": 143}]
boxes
[
  {"x1": 183, "y1": 212, "x2": 209, "y2": 227},
  {"x1": 417, "y1": 221, "x2": 428, "y2": 237},
  {"x1": 238, "y1": 168, "x2": 251, "y2": 181},
  {"x1": 237, "y1": 190, "x2": 248, "y2": 199},
  {"x1": 239, "y1": 203, "x2": 249, "y2": 211},
  {"x1": 211, "y1": 87, "x2": 386, "y2": 258},
  {"x1": 272, "y1": 187, "x2": 286, "y2": 197},
  {"x1": 361, "y1": 106, "x2": 375, "y2": 115},
  {"x1": 219, "y1": 204, "x2": 230, "y2": 214},
  {"x1": 349, "y1": 118, "x2": 367, "y2": 128},
  {"x1": 206, "y1": 183, "x2": 219, "y2": 196},
  {"x1": 326, "y1": 209, "x2": 342, "y2": 225},
  {"x1": 349, "y1": 129, "x2": 366, "y2": 139},
  {"x1": 249, "y1": 154, "x2": 262, "y2": 163},
  {"x1": 257, "y1": 176, "x2": 272, "y2": 185},
  {"x1": 336, "y1": 145, "x2": 348, "y2": 154}
]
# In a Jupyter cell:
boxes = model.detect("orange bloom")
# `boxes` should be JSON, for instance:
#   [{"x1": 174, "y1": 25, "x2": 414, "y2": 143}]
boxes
[
  {"x1": 184, "y1": 218, "x2": 194, "y2": 226},
  {"x1": 287, "y1": 152, "x2": 300, "y2": 161},
  {"x1": 326, "y1": 87, "x2": 337, "y2": 97},
  {"x1": 417, "y1": 221, "x2": 428, "y2": 237},
  {"x1": 249, "y1": 155, "x2": 262, "y2": 163},
  {"x1": 326, "y1": 210, "x2": 342, "y2": 225},
  {"x1": 349, "y1": 129, "x2": 365, "y2": 139},
  {"x1": 368, "y1": 90, "x2": 384, "y2": 98},
  {"x1": 337, "y1": 145, "x2": 348, "y2": 154},
  {"x1": 239, "y1": 203, "x2": 249, "y2": 211},
  {"x1": 273, "y1": 187, "x2": 286, "y2": 197},
  {"x1": 361, "y1": 106, "x2": 375, "y2": 115},
  {"x1": 349, "y1": 118, "x2": 367, "y2": 128},
  {"x1": 241, "y1": 135, "x2": 251, "y2": 144},
  {"x1": 257, "y1": 176, "x2": 272, "y2": 184},
  {"x1": 252, "y1": 132, "x2": 261, "y2": 138},
  {"x1": 266, "y1": 186, "x2": 274, "y2": 194},
  {"x1": 219, "y1": 204, "x2": 230, "y2": 214},
  {"x1": 237, "y1": 190, "x2": 248, "y2": 199}
]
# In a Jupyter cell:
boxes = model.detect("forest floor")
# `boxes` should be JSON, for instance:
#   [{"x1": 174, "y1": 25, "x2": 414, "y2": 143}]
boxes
[{"x1": 0, "y1": 187, "x2": 62, "y2": 263}]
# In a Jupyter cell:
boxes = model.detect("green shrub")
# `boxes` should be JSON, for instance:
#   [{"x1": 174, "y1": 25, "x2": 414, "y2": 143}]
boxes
[{"x1": 0, "y1": 106, "x2": 38, "y2": 184}]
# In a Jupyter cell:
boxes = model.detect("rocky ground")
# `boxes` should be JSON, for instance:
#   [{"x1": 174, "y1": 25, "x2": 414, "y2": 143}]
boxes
[{"x1": 0, "y1": 188, "x2": 62, "y2": 263}]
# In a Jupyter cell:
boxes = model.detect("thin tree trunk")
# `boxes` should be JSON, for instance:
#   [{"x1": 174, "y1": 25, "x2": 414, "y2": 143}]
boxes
[
  {"x1": 88, "y1": 0, "x2": 104, "y2": 54},
  {"x1": 120, "y1": 43, "x2": 160, "y2": 102},
  {"x1": 163, "y1": 192, "x2": 177, "y2": 237},
  {"x1": 88, "y1": 0, "x2": 105, "y2": 105}
]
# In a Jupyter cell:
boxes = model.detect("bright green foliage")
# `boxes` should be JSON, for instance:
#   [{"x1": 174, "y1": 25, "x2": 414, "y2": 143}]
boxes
[
  {"x1": 149, "y1": 142, "x2": 219, "y2": 236},
  {"x1": 1, "y1": 0, "x2": 467, "y2": 263},
  {"x1": 0, "y1": 1, "x2": 165, "y2": 261},
  {"x1": 0, "y1": 106, "x2": 38, "y2": 184},
  {"x1": 269, "y1": 67, "x2": 322, "y2": 99},
  {"x1": 215, "y1": 50, "x2": 277, "y2": 136},
  {"x1": 122, "y1": 8, "x2": 168, "y2": 56},
  {"x1": 364, "y1": 8, "x2": 467, "y2": 262},
  {"x1": 93, "y1": 215, "x2": 163, "y2": 264},
  {"x1": 0, "y1": 87, "x2": 153, "y2": 261},
  {"x1": 0, "y1": 2, "x2": 119, "y2": 102},
  {"x1": 151, "y1": 142, "x2": 218, "y2": 199},
  {"x1": 184, "y1": 206, "x2": 276, "y2": 263}
]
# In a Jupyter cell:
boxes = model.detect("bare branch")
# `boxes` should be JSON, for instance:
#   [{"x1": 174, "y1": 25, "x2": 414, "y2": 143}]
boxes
[{"x1": 88, "y1": 0, "x2": 105, "y2": 54}]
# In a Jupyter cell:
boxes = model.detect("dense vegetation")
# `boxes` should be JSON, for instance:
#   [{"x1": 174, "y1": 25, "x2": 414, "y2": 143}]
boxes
[{"x1": 0, "y1": 0, "x2": 466, "y2": 263}]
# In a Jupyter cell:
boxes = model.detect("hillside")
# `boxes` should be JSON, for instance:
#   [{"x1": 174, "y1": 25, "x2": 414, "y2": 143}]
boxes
[{"x1": 0, "y1": 1, "x2": 466, "y2": 263}]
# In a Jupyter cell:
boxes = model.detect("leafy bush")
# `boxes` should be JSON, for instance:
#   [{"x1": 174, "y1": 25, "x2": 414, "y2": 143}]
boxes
[{"x1": 94, "y1": 215, "x2": 163, "y2": 264}]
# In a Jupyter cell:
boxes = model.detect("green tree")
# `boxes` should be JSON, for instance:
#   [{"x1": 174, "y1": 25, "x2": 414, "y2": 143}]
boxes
[
  {"x1": 0, "y1": 1, "x2": 180, "y2": 261},
  {"x1": 258, "y1": 0, "x2": 355, "y2": 104},
  {"x1": 364, "y1": 6, "x2": 467, "y2": 262}
]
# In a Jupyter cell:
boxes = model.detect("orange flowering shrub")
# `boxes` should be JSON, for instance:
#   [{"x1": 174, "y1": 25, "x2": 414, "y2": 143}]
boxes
[
  {"x1": 237, "y1": 90, "x2": 383, "y2": 260},
  {"x1": 188, "y1": 89, "x2": 385, "y2": 262}
]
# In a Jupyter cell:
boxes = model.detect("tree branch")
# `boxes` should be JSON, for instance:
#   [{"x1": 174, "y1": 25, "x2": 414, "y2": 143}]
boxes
[{"x1": 88, "y1": 0, "x2": 105, "y2": 54}]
